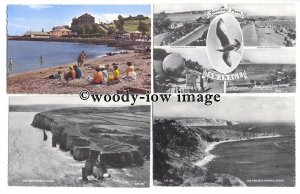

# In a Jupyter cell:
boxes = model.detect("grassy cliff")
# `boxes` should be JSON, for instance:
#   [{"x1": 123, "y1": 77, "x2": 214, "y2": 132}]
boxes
[{"x1": 153, "y1": 118, "x2": 274, "y2": 186}]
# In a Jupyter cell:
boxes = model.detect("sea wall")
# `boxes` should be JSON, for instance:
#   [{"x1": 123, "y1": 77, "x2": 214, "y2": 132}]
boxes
[{"x1": 8, "y1": 37, "x2": 150, "y2": 48}]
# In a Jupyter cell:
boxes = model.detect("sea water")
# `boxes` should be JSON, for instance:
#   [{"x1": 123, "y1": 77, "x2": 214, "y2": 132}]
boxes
[
  {"x1": 205, "y1": 122, "x2": 295, "y2": 186},
  {"x1": 7, "y1": 40, "x2": 120, "y2": 74},
  {"x1": 8, "y1": 112, "x2": 85, "y2": 186}
]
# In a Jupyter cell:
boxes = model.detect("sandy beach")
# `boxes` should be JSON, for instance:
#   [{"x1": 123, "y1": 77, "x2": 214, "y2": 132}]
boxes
[
  {"x1": 195, "y1": 134, "x2": 281, "y2": 168},
  {"x1": 7, "y1": 51, "x2": 151, "y2": 94}
]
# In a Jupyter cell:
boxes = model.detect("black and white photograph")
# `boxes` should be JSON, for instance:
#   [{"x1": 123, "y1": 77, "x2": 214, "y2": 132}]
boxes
[
  {"x1": 153, "y1": 96, "x2": 295, "y2": 187},
  {"x1": 206, "y1": 13, "x2": 243, "y2": 74},
  {"x1": 226, "y1": 48, "x2": 296, "y2": 93},
  {"x1": 154, "y1": 4, "x2": 222, "y2": 46},
  {"x1": 230, "y1": 3, "x2": 296, "y2": 47},
  {"x1": 8, "y1": 96, "x2": 150, "y2": 187},
  {"x1": 153, "y1": 47, "x2": 224, "y2": 93}
]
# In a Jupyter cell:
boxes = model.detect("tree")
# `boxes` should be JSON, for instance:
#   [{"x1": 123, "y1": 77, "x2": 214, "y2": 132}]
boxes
[
  {"x1": 153, "y1": 48, "x2": 169, "y2": 60},
  {"x1": 84, "y1": 24, "x2": 93, "y2": 34},
  {"x1": 137, "y1": 21, "x2": 149, "y2": 35},
  {"x1": 78, "y1": 26, "x2": 85, "y2": 35},
  {"x1": 91, "y1": 24, "x2": 101, "y2": 34},
  {"x1": 114, "y1": 15, "x2": 125, "y2": 32},
  {"x1": 154, "y1": 11, "x2": 172, "y2": 35},
  {"x1": 107, "y1": 26, "x2": 116, "y2": 36}
]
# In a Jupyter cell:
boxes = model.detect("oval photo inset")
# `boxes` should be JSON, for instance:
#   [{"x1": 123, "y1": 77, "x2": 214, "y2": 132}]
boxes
[{"x1": 206, "y1": 13, "x2": 243, "y2": 74}]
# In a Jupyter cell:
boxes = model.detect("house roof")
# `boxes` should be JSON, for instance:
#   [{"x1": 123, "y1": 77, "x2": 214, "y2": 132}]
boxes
[
  {"x1": 50, "y1": 28, "x2": 72, "y2": 32},
  {"x1": 24, "y1": 31, "x2": 50, "y2": 36}
]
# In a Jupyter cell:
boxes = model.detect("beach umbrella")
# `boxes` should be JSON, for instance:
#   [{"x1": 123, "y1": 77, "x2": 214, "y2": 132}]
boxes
[{"x1": 162, "y1": 53, "x2": 185, "y2": 76}]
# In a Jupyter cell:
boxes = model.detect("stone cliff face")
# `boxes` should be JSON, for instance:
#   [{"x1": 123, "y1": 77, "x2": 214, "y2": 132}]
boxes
[{"x1": 31, "y1": 106, "x2": 150, "y2": 168}]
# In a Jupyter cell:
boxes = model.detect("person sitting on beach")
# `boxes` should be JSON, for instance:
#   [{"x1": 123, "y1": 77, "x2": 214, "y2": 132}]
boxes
[
  {"x1": 108, "y1": 63, "x2": 119, "y2": 80},
  {"x1": 123, "y1": 61, "x2": 137, "y2": 80},
  {"x1": 64, "y1": 66, "x2": 76, "y2": 81},
  {"x1": 73, "y1": 65, "x2": 82, "y2": 79},
  {"x1": 77, "y1": 50, "x2": 86, "y2": 66},
  {"x1": 102, "y1": 64, "x2": 109, "y2": 85},
  {"x1": 88, "y1": 66, "x2": 104, "y2": 84},
  {"x1": 47, "y1": 71, "x2": 62, "y2": 80},
  {"x1": 108, "y1": 63, "x2": 120, "y2": 85}
]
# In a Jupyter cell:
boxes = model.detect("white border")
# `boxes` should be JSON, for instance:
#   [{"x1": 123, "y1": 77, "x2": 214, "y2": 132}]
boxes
[{"x1": 1, "y1": 0, "x2": 299, "y2": 194}]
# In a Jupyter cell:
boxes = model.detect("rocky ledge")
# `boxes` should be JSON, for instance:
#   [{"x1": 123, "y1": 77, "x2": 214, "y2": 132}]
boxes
[{"x1": 32, "y1": 106, "x2": 150, "y2": 168}]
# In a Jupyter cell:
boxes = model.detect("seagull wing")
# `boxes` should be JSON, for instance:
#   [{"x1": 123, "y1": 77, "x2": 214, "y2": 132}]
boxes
[
  {"x1": 222, "y1": 51, "x2": 232, "y2": 67},
  {"x1": 216, "y1": 18, "x2": 231, "y2": 47}
]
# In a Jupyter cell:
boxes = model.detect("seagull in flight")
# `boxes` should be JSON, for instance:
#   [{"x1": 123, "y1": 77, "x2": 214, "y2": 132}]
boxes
[{"x1": 216, "y1": 18, "x2": 241, "y2": 67}]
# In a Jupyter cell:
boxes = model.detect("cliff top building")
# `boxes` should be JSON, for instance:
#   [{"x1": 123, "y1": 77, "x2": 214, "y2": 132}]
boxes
[{"x1": 71, "y1": 13, "x2": 95, "y2": 28}]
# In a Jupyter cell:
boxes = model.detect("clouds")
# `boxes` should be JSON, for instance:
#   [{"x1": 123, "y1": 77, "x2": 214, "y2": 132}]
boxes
[
  {"x1": 7, "y1": 5, "x2": 150, "y2": 35},
  {"x1": 28, "y1": 5, "x2": 52, "y2": 10},
  {"x1": 94, "y1": 13, "x2": 130, "y2": 23}
]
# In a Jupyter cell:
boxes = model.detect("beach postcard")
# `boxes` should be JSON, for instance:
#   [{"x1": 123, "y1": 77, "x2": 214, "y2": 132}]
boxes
[
  {"x1": 153, "y1": 95, "x2": 295, "y2": 187},
  {"x1": 6, "y1": 5, "x2": 151, "y2": 94},
  {"x1": 8, "y1": 96, "x2": 150, "y2": 187}
]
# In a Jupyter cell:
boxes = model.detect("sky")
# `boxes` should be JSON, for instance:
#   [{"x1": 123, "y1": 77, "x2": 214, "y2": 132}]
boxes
[
  {"x1": 7, "y1": 5, "x2": 151, "y2": 35},
  {"x1": 154, "y1": 4, "x2": 222, "y2": 14},
  {"x1": 153, "y1": 96, "x2": 295, "y2": 122},
  {"x1": 242, "y1": 49, "x2": 295, "y2": 64}
]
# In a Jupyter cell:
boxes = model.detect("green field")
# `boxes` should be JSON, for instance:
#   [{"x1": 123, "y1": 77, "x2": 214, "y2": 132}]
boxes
[{"x1": 107, "y1": 18, "x2": 151, "y2": 34}]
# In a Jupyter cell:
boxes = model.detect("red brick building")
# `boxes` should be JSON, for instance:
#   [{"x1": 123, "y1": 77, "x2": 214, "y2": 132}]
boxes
[{"x1": 71, "y1": 13, "x2": 95, "y2": 27}]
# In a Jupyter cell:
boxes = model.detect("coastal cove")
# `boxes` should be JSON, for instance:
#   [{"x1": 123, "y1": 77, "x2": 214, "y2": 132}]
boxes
[
  {"x1": 7, "y1": 40, "x2": 121, "y2": 74},
  {"x1": 194, "y1": 131, "x2": 295, "y2": 187}
]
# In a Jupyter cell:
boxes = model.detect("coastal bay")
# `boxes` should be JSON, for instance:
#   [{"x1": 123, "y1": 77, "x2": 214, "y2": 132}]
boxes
[
  {"x1": 7, "y1": 40, "x2": 121, "y2": 74},
  {"x1": 7, "y1": 47, "x2": 151, "y2": 94}
]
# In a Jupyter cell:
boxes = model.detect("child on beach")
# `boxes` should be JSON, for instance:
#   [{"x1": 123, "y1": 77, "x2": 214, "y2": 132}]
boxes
[
  {"x1": 73, "y1": 65, "x2": 82, "y2": 79},
  {"x1": 88, "y1": 66, "x2": 104, "y2": 84},
  {"x1": 123, "y1": 61, "x2": 137, "y2": 80},
  {"x1": 47, "y1": 71, "x2": 62, "y2": 80},
  {"x1": 108, "y1": 63, "x2": 120, "y2": 80},
  {"x1": 108, "y1": 63, "x2": 120, "y2": 85},
  {"x1": 102, "y1": 65, "x2": 109, "y2": 85},
  {"x1": 64, "y1": 66, "x2": 76, "y2": 81}
]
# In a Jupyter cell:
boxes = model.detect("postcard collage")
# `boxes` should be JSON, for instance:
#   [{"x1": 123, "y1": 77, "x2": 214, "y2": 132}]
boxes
[{"x1": 5, "y1": 1, "x2": 297, "y2": 188}]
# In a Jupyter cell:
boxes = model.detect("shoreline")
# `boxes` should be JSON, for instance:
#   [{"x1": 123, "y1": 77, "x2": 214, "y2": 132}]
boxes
[
  {"x1": 7, "y1": 50, "x2": 151, "y2": 94},
  {"x1": 195, "y1": 134, "x2": 282, "y2": 168},
  {"x1": 8, "y1": 52, "x2": 115, "y2": 77},
  {"x1": 8, "y1": 37, "x2": 151, "y2": 49}
]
